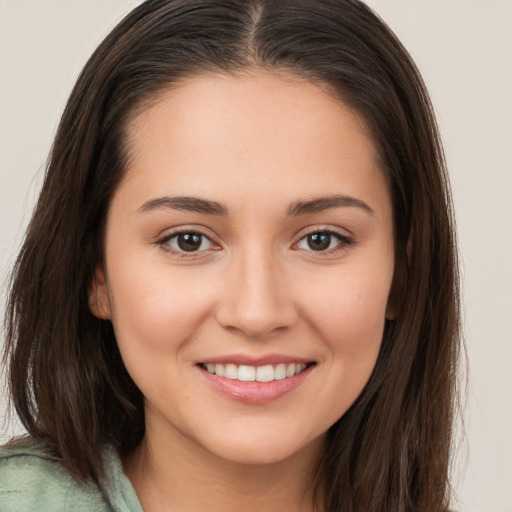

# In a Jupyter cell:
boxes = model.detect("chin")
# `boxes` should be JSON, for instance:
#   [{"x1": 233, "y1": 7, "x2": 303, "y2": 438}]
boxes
[{"x1": 195, "y1": 426, "x2": 326, "y2": 468}]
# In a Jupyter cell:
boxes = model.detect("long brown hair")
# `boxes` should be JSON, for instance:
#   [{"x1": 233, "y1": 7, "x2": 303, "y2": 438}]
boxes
[{"x1": 3, "y1": 1, "x2": 460, "y2": 510}]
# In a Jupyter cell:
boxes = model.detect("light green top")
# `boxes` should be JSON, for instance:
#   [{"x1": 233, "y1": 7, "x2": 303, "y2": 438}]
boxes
[{"x1": 0, "y1": 440, "x2": 143, "y2": 512}]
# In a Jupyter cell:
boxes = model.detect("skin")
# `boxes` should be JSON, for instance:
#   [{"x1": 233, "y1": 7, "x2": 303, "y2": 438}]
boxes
[{"x1": 91, "y1": 71, "x2": 395, "y2": 512}]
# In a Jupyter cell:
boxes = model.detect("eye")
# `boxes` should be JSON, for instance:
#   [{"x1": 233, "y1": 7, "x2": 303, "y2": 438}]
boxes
[
  {"x1": 163, "y1": 231, "x2": 214, "y2": 253},
  {"x1": 296, "y1": 230, "x2": 351, "y2": 252}
]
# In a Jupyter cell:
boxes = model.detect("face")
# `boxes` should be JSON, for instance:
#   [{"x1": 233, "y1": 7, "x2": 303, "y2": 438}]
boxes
[{"x1": 91, "y1": 71, "x2": 395, "y2": 466}]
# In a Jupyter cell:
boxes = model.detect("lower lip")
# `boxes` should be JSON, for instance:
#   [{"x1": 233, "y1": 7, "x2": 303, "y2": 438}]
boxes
[{"x1": 197, "y1": 365, "x2": 313, "y2": 404}]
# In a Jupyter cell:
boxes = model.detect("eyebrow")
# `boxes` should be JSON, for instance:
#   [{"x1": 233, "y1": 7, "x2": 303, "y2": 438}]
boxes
[
  {"x1": 138, "y1": 194, "x2": 374, "y2": 217},
  {"x1": 287, "y1": 195, "x2": 375, "y2": 216},
  {"x1": 138, "y1": 196, "x2": 228, "y2": 215}
]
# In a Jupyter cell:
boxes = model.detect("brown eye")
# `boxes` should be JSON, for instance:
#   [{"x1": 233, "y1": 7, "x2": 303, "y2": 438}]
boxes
[
  {"x1": 297, "y1": 230, "x2": 350, "y2": 252},
  {"x1": 166, "y1": 232, "x2": 213, "y2": 252},
  {"x1": 306, "y1": 233, "x2": 331, "y2": 251}
]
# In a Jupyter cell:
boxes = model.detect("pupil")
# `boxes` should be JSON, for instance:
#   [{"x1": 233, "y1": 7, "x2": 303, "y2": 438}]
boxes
[
  {"x1": 177, "y1": 233, "x2": 202, "y2": 251},
  {"x1": 308, "y1": 233, "x2": 331, "y2": 251}
]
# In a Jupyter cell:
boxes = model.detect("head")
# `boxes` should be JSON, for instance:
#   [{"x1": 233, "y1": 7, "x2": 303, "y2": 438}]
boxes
[{"x1": 4, "y1": 1, "x2": 459, "y2": 511}]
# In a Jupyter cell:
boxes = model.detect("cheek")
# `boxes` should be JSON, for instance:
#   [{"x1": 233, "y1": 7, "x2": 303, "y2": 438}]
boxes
[
  {"x1": 310, "y1": 268, "x2": 389, "y2": 332},
  {"x1": 106, "y1": 261, "x2": 216, "y2": 367},
  {"x1": 106, "y1": 268, "x2": 219, "y2": 413},
  {"x1": 303, "y1": 271, "x2": 391, "y2": 421},
  {"x1": 302, "y1": 264, "x2": 392, "y2": 377}
]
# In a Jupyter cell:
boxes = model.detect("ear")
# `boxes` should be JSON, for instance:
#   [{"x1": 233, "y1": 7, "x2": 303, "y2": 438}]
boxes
[{"x1": 89, "y1": 266, "x2": 112, "y2": 320}]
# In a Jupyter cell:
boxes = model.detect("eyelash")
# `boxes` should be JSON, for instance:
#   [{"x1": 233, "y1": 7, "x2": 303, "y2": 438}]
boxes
[
  {"x1": 156, "y1": 229, "x2": 218, "y2": 258},
  {"x1": 156, "y1": 227, "x2": 354, "y2": 258},
  {"x1": 294, "y1": 228, "x2": 354, "y2": 255}
]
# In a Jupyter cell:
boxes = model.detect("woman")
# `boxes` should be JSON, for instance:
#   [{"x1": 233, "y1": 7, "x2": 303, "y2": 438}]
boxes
[{"x1": 1, "y1": 1, "x2": 460, "y2": 511}]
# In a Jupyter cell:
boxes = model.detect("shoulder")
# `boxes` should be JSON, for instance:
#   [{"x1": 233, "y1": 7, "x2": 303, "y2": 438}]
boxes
[{"x1": 0, "y1": 440, "x2": 108, "y2": 512}]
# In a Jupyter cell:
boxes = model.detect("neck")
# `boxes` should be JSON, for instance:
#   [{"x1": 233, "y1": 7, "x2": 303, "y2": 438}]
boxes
[{"x1": 124, "y1": 422, "x2": 325, "y2": 512}]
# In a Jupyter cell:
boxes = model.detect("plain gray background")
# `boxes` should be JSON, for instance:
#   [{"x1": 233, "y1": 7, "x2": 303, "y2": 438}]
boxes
[{"x1": 1, "y1": 2, "x2": 511, "y2": 511}]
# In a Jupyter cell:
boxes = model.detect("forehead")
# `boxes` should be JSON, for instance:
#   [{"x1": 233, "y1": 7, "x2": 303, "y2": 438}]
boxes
[{"x1": 120, "y1": 71, "x2": 389, "y2": 214}]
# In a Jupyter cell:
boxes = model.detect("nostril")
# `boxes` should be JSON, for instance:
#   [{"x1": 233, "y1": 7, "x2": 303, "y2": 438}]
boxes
[{"x1": 215, "y1": 300, "x2": 299, "y2": 339}]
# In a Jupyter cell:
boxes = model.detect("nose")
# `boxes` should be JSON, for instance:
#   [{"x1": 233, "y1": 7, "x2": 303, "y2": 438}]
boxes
[{"x1": 215, "y1": 246, "x2": 298, "y2": 339}]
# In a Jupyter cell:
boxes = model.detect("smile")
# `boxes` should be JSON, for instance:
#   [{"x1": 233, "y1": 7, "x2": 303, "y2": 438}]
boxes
[
  {"x1": 197, "y1": 359, "x2": 315, "y2": 403},
  {"x1": 201, "y1": 362, "x2": 308, "y2": 382}
]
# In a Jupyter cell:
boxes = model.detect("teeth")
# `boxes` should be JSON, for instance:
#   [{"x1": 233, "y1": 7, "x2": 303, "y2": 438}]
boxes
[
  {"x1": 238, "y1": 365, "x2": 256, "y2": 381},
  {"x1": 256, "y1": 365, "x2": 274, "y2": 382},
  {"x1": 274, "y1": 363, "x2": 287, "y2": 380},
  {"x1": 225, "y1": 363, "x2": 238, "y2": 379},
  {"x1": 203, "y1": 362, "x2": 309, "y2": 382}
]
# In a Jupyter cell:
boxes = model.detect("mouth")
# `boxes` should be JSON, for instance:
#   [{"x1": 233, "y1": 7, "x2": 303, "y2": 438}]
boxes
[
  {"x1": 196, "y1": 359, "x2": 316, "y2": 404},
  {"x1": 199, "y1": 362, "x2": 311, "y2": 382}
]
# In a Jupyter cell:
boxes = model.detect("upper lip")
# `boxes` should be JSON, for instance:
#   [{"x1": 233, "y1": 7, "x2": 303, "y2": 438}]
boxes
[{"x1": 198, "y1": 354, "x2": 314, "y2": 366}]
